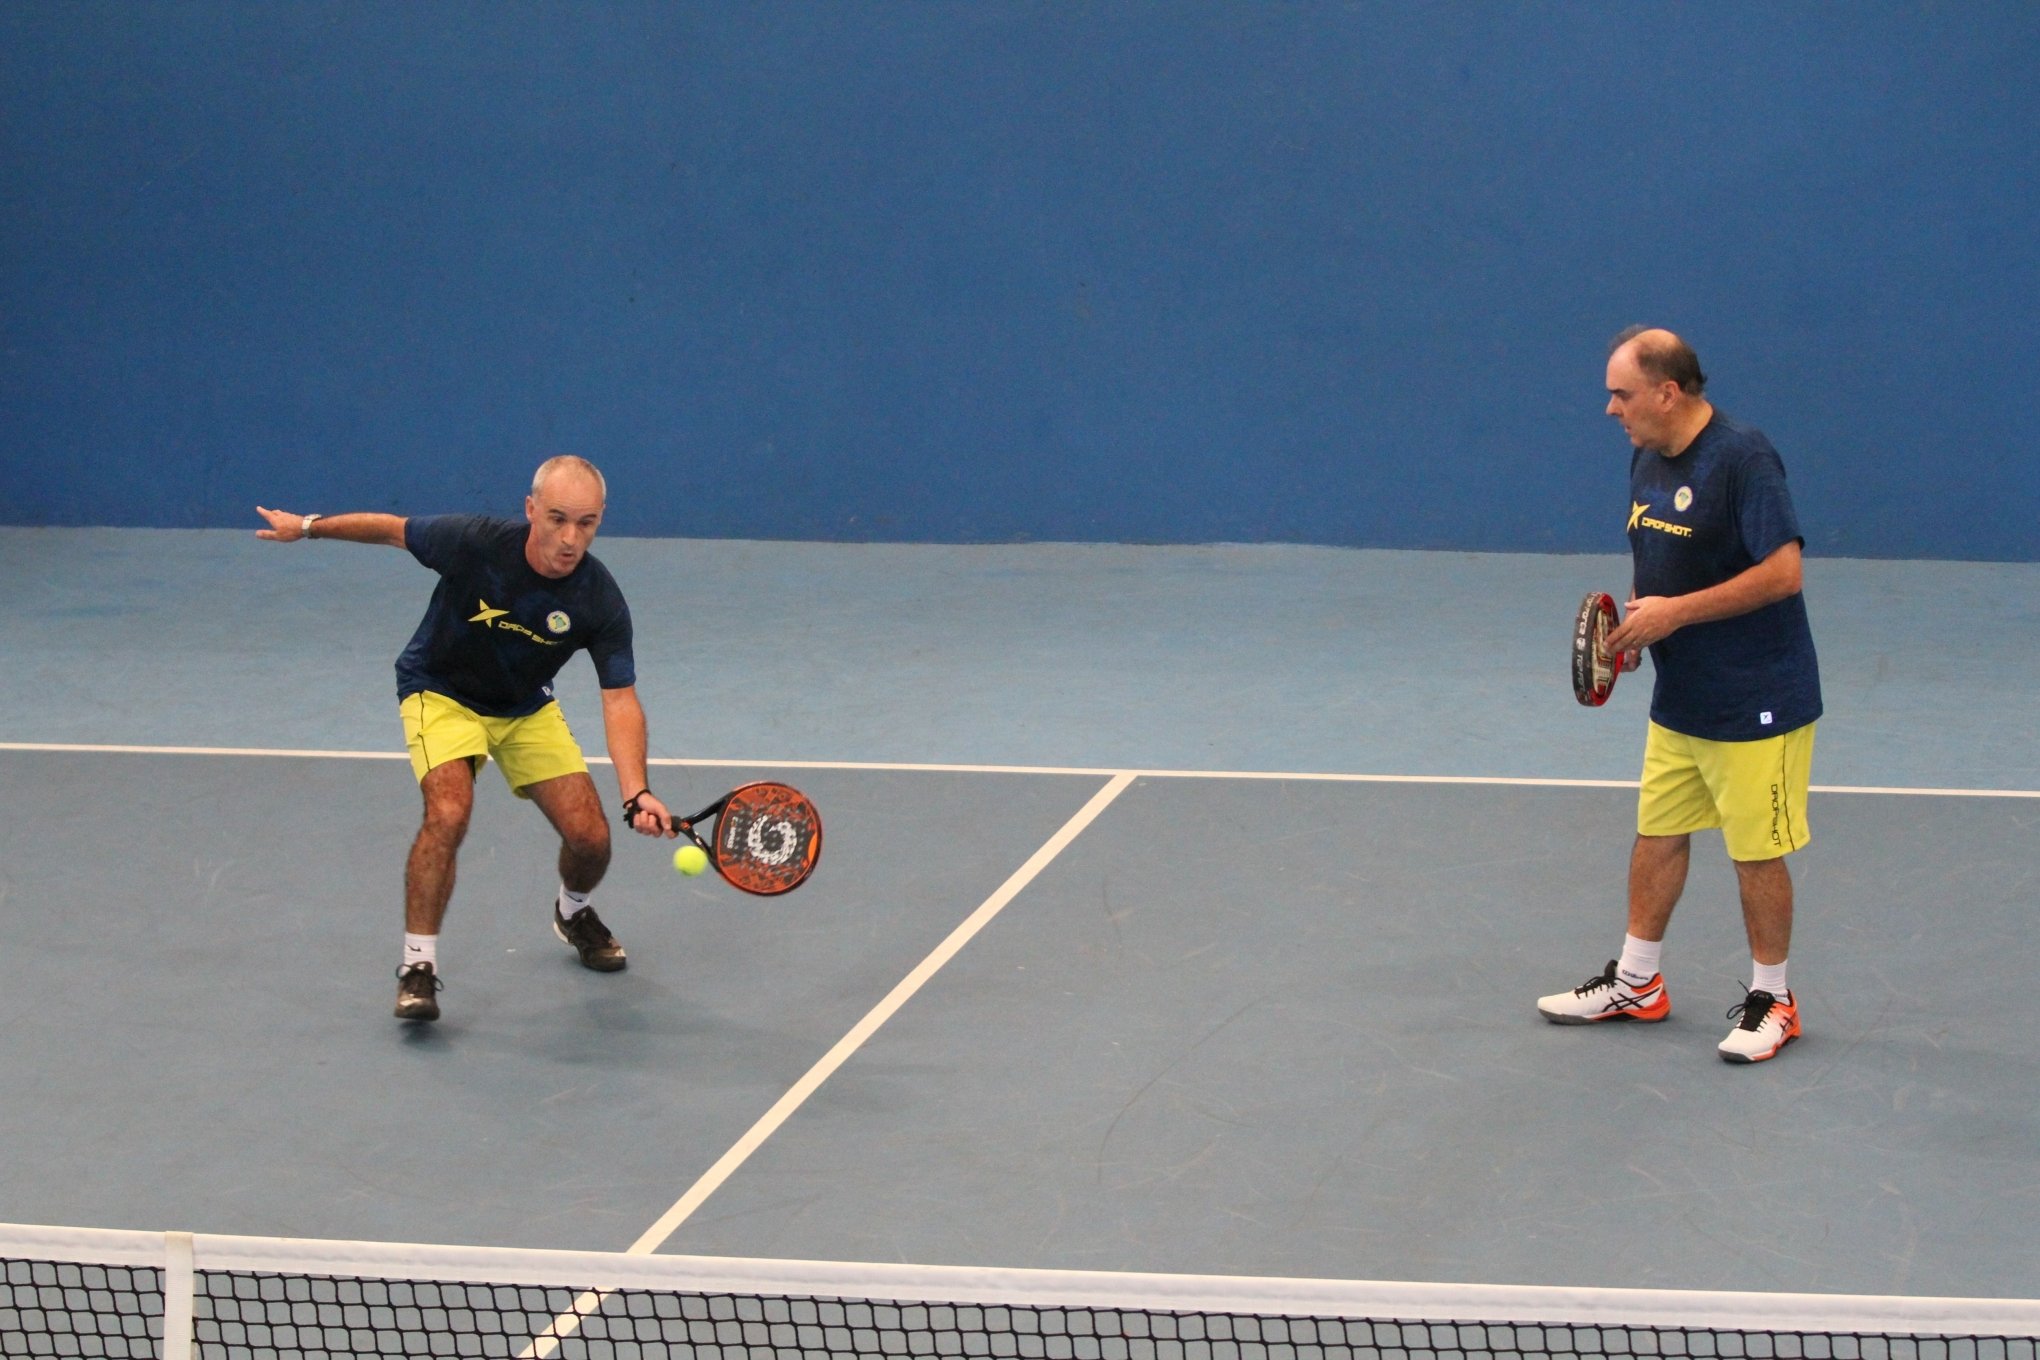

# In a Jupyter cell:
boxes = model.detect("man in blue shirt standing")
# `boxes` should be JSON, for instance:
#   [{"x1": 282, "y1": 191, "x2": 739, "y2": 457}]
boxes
[
  {"x1": 1538, "y1": 329, "x2": 1821, "y2": 1063},
  {"x1": 257, "y1": 456, "x2": 677, "y2": 1023}
]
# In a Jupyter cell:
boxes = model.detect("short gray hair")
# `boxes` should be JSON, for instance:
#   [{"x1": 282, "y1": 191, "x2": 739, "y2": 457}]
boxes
[{"x1": 531, "y1": 455, "x2": 607, "y2": 502}]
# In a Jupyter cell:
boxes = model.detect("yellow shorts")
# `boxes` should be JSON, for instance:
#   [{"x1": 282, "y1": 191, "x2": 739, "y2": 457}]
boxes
[
  {"x1": 400, "y1": 691, "x2": 588, "y2": 798},
  {"x1": 1637, "y1": 720, "x2": 1815, "y2": 861}
]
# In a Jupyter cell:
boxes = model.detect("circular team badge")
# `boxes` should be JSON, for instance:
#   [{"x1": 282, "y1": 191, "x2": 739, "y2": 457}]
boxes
[
  {"x1": 546, "y1": 611, "x2": 571, "y2": 634},
  {"x1": 1673, "y1": 486, "x2": 1693, "y2": 512}
]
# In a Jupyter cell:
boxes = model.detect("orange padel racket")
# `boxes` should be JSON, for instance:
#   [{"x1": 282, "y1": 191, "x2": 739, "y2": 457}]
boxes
[
  {"x1": 1571, "y1": 591, "x2": 1627, "y2": 707},
  {"x1": 673, "y1": 782, "x2": 822, "y2": 895}
]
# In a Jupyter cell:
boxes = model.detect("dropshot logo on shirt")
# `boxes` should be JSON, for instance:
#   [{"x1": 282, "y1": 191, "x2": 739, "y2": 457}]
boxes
[
  {"x1": 1628, "y1": 501, "x2": 1693, "y2": 539},
  {"x1": 467, "y1": 598, "x2": 561, "y2": 647}
]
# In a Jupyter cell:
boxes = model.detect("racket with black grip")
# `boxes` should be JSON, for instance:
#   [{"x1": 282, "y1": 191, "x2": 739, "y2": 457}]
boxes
[{"x1": 1571, "y1": 591, "x2": 1628, "y2": 707}]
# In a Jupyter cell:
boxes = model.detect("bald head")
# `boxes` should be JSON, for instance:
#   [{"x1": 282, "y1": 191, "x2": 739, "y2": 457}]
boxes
[
  {"x1": 1605, "y1": 326, "x2": 1714, "y2": 457},
  {"x1": 532, "y1": 455, "x2": 607, "y2": 503},
  {"x1": 524, "y1": 456, "x2": 607, "y2": 579},
  {"x1": 1609, "y1": 326, "x2": 1706, "y2": 397}
]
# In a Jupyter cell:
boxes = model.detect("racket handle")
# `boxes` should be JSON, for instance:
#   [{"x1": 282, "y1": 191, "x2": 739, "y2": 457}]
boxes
[
  {"x1": 678, "y1": 793, "x2": 731, "y2": 823},
  {"x1": 668, "y1": 791, "x2": 735, "y2": 856}
]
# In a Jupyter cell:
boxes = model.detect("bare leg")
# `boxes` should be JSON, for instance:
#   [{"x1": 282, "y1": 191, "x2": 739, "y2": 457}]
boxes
[
  {"x1": 406, "y1": 759, "x2": 475, "y2": 934},
  {"x1": 525, "y1": 772, "x2": 611, "y2": 894},
  {"x1": 1626, "y1": 833, "x2": 1691, "y2": 943},
  {"x1": 1733, "y1": 856, "x2": 1794, "y2": 966}
]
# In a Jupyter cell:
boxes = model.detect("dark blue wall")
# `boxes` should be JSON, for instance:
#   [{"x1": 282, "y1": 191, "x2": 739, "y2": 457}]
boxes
[{"x1": 4, "y1": 3, "x2": 2037, "y2": 557}]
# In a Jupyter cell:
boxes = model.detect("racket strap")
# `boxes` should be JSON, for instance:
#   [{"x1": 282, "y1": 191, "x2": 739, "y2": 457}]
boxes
[{"x1": 621, "y1": 789, "x2": 654, "y2": 828}]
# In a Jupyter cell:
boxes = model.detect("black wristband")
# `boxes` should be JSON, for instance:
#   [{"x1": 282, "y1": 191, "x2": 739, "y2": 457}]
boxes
[{"x1": 621, "y1": 789, "x2": 653, "y2": 826}]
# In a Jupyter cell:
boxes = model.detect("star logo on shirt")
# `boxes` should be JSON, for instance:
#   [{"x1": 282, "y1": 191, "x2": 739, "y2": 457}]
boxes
[
  {"x1": 1628, "y1": 501, "x2": 1649, "y2": 531},
  {"x1": 470, "y1": 600, "x2": 510, "y2": 627}
]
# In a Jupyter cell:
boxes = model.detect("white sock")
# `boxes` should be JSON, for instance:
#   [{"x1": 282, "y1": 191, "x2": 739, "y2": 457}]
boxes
[
  {"x1": 1751, "y1": 959, "x2": 1789, "y2": 999},
  {"x1": 1617, "y1": 934, "x2": 1663, "y2": 987},
  {"x1": 402, "y1": 933, "x2": 437, "y2": 972},
  {"x1": 559, "y1": 886, "x2": 592, "y2": 916}
]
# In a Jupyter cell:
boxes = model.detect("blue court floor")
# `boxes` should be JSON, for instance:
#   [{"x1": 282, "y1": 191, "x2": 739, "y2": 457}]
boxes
[{"x1": 1, "y1": 528, "x2": 2035, "y2": 1302}]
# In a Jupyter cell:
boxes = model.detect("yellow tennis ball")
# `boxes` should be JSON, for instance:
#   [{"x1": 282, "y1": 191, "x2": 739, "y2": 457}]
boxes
[{"x1": 672, "y1": 844, "x2": 709, "y2": 877}]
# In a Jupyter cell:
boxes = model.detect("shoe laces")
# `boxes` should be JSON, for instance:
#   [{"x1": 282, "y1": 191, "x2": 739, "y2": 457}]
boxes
[
  {"x1": 1726, "y1": 988, "x2": 1778, "y2": 1031},
  {"x1": 1574, "y1": 961, "x2": 1622, "y2": 997},
  {"x1": 396, "y1": 963, "x2": 442, "y2": 994},
  {"x1": 561, "y1": 905, "x2": 611, "y2": 947}
]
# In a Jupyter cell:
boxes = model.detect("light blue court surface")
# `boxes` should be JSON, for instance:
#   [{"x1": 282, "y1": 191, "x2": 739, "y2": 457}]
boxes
[
  {"x1": 5, "y1": 528, "x2": 2037, "y2": 788},
  {"x1": 1, "y1": 529, "x2": 2036, "y2": 1302}
]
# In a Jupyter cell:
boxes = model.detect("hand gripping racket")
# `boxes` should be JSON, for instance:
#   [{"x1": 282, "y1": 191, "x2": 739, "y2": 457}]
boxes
[
  {"x1": 1571, "y1": 591, "x2": 1628, "y2": 707},
  {"x1": 671, "y1": 782, "x2": 823, "y2": 895}
]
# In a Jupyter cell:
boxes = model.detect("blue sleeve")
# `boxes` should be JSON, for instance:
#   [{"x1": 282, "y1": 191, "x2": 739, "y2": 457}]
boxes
[
  {"x1": 588, "y1": 598, "x2": 637, "y2": 690},
  {"x1": 405, "y1": 514, "x2": 479, "y2": 573},
  {"x1": 1734, "y1": 449, "x2": 1803, "y2": 564}
]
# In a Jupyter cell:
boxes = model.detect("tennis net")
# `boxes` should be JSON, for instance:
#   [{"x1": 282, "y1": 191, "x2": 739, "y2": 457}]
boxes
[{"x1": 5, "y1": 1221, "x2": 2036, "y2": 1360}]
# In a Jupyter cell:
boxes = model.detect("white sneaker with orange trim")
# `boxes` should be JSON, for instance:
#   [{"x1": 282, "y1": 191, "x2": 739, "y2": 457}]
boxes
[
  {"x1": 1537, "y1": 960, "x2": 1670, "y2": 1024},
  {"x1": 1718, "y1": 988, "x2": 1800, "y2": 1063}
]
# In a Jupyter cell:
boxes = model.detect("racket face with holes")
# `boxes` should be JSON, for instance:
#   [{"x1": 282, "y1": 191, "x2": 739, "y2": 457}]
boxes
[
  {"x1": 709, "y1": 782, "x2": 823, "y2": 895},
  {"x1": 1571, "y1": 591, "x2": 1622, "y2": 706}
]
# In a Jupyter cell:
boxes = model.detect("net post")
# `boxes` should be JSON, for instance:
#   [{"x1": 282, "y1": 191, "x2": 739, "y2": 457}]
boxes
[{"x1": 162, "y1": 1231, "x2": 195, "y2": 1360}]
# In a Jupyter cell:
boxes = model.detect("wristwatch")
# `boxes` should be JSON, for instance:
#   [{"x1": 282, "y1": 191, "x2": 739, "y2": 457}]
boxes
[{"x1": 301, "y1": 513, "x2": 323, "y2": 538}]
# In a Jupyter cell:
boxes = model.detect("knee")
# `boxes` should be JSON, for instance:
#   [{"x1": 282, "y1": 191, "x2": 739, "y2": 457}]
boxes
[
  {"x1": 1734, "y1": 854, "x2": 1791, "y2": 884},
  {"x1": 421, "y1": 807, "x2": 470, "y2": 847},
  {"x1": 419, "y1": 790, "x2": 473, "y2": 844},
  {"x1": 564, "y1": 816, "x2": 610, "y2": 867}
]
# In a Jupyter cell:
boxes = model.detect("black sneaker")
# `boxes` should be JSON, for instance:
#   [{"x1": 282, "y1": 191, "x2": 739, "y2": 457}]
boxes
[
  {"x1": 553, "y1": 904, "x2": 627, "y2": 972},
  {"x1": 395, "y1": 962, "x2": 442, "y2": 1021}
]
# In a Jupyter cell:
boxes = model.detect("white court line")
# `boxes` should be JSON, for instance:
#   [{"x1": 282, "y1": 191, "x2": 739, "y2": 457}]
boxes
[
  {"x1": 627, "y1": 770, "x2": 1135, "y2": 1252},
  {"x1": 0, "y1": 741, "x2": 411, "y2": 760},
  {"x1": 516, "y1": 771, "x2": 1138, "y2": 1360},
  {"x1": 8, "y1": 739, "x2": 2032, "y2": 1351},
  {"x1": 3, "y1": 741, "x2": 2037, "y2": 797}
]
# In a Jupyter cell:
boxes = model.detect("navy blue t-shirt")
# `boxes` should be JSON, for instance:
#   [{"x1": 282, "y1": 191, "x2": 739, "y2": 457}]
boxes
[
  {"x1": 394, "y1": 515, "x2": 636, "y2": 718},
  {"x1": 1629, "y1": 414, "x2": 1821, "y2": 741}
]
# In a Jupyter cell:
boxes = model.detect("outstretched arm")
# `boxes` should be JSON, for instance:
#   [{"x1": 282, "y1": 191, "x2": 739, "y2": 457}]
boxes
[
  {"x1": 255, "y1": 507, "x2": 407, "y2": 546},
  {"x1": 600, "y1": 684, "x2": 675, "y2": 838}
]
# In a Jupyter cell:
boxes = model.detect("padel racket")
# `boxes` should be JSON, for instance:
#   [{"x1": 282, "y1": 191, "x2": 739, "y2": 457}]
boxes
[
  {"x1": 1571, "y1": 590, "x2": 1627, "y2": 706},
  {"x1": 670, "y1": 782, "x2": 823, "y2": 895}
]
